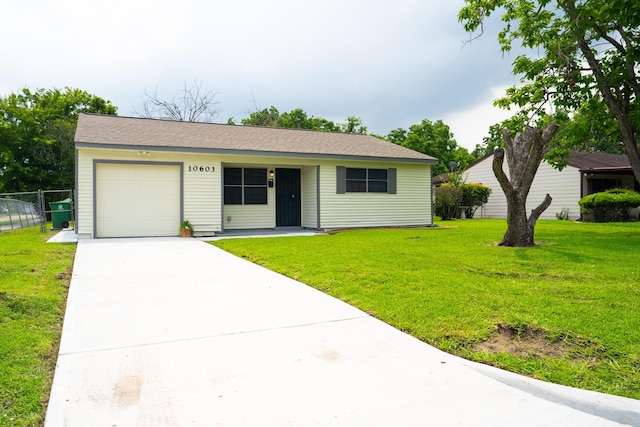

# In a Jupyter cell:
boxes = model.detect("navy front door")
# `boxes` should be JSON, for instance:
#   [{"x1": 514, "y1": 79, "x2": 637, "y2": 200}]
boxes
[{"x1": 276, "y1": 168, "x2": 301, "y2": 226}]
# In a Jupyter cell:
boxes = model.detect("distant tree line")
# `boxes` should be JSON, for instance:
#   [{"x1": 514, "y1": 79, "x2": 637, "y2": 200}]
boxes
[
  {"x1": 0, "y1": 88, "x2": 116, "y2": 192},
  {"x1": 1, "y1": 78, "x2": 632, "y2": 193},
  {"x1": 233, "y1": 106, "x2": 475, "y2": 176},
  {"x1": 228, "y1": 106, "x2": 368, "y2": 134}
]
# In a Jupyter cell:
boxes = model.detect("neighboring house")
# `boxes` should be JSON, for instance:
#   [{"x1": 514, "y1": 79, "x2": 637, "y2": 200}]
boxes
[
  {"x1": 462, "y1": 151, "x2": 639, "y2": 220},
  {"x1": 74, "y1": 114, "x2": 438, "y2": 238},
  {"x1": 432, "y1": 172, "x2": 450, "y2": 187}
]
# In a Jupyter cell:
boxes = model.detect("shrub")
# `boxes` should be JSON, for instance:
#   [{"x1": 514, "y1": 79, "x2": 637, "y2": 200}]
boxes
[
  {"x1": 578, "y1": 188, "x2": 640, "y2": 222},
  {"x1": 435, "y1": 184, "x2": 462, "y2": 220},
  {"x1": 435, "y1": 181, "x2": 493, "y2": 220},
  {"x1": 460, "y1": 183, "x2": 492, "y2": 218}
]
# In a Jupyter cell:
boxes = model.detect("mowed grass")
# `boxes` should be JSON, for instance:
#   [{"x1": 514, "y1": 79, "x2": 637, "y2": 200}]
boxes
[
  {"x1": 0, "y1": 227, "x2": 76, "y2": 427},
  {"x1": 213, "y1": 219, "x2": 640, "y2": 399}
]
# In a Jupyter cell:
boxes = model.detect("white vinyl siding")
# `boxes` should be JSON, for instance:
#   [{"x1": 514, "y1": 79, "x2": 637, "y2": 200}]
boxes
[
  {"x1": 320, "y1": 161, "x2": 431, "y2": 229},
  {"x1": 76, "y1": 148, "x2": 222, "y2": 238},
  {"x1": 302, "y1": 165, "x2": 318, "y2": 228},
  {"x1": 182, "y1": 159, "x2": 220, "y2": 236},
  {"x1": 464, "y1": 155, "x2": 582, "y2": 220},
  {"x1": 223, "y1": 204, "x2": 275, "y2": 230},
  {"x1": 76, "y1": 148, "x2": 433, "y2": 237},
  {"x1": 76, "y1": 150, "x2": 95, "y2": 239}
]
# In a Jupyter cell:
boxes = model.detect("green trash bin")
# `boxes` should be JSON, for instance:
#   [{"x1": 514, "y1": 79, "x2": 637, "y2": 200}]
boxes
[{"x1": 49, "y1": 198, "x2": 72, "y2": 229}]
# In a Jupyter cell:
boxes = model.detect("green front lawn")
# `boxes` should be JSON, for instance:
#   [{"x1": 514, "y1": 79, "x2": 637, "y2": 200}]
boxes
[
  {"x1": 0, "y1": 227, "x2": 76, "y2": 427},
  {"x1": 2, "y1": 220, "x2": 638, "y2": 426},
  {"x1": 213, "y1": 219, "x2": 640, "y2": 399}
]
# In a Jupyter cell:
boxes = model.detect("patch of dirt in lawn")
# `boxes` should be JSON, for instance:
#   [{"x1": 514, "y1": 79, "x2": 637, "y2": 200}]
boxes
[
  {"x1": 56, "y1": 266, "x2": 72, "y2": 281},
  {"x1": 473, "y1": 323, "x2": 571, "y2": 358}
]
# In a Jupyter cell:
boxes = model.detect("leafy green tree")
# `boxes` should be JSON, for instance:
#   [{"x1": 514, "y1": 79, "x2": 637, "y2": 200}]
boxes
[
  {"x1": 472, "y1": 114, "x2": 529, "y2": 159},
  {"x1": 553, "y1": 99, "x2": 625, "y2": 155},
  {"x1": 459, "y1": 0, "x2": 640, "y2": 184},
  {"x1": 472, "y1": 123, "x2": 504, "y2": 160},
  {"x1": 0, "y1": 88, "x2": 117, "y2": 192},
  {"x1": 278, "y1": 108, "x2": 343, "y2": 132},
  {"x1": 234, "y1": 106, "x2": 366, "y2": 134},
  {"x1": 475, "y1": 102, "x2": 624, "y2": 163},
  {"x1": 338, "y1": 116, "x2": 367, "y2": 134},
  {"x1": 387, "y1": 119, "x2": 474, "y2": 175},
  {"x1": 232, "y1": 106, "x2": 280, "y2": 127}
]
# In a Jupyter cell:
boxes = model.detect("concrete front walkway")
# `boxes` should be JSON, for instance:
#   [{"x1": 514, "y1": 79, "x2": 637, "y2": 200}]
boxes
[{"x1": 45, "y1": 238, "x2": 640, "y2": 426}]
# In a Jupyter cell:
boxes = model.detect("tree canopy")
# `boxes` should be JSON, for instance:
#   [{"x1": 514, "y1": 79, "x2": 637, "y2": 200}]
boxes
[
  {"x1": 231, "y1": 106, "x2": 368, "y2": 134},
  {"x1": 459, "y1": 0, "x2": 640, "y2": 183},
  {"x1": 233, "y1": 107, "x2": 476, "y2": 174},
  {"x1": 0, "y1": 88, "x2": 117, "y2": 192},
  {"x1": 471, "y1": 114, "x2": 529, "y2": 159},
  {"x1": 387, "y1": 119, "x2": 474, "y2": 176},
  {"x1": 552, "y1": 99, "x2": 625, "y2": 154},
  {"x1": 473, "y1": 104, "x2": 624, "y2": 165}
]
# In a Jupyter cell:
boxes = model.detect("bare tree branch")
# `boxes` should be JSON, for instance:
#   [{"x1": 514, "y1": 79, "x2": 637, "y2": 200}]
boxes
[{"x1": 134, "y1": 80, "x2": 220, "y2": 123}]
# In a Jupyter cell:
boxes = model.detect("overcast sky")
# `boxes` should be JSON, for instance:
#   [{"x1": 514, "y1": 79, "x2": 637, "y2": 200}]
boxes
[{"x1": 2, "y1": 0, "x2": 522, "y2": 151}]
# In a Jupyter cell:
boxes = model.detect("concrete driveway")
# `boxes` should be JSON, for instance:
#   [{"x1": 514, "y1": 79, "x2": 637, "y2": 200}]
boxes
[{"x1": 45, "y1": 237, "x2": 640, "y2": 426}]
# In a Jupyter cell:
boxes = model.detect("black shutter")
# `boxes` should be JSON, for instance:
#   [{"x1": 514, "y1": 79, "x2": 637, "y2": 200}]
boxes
[
  {"x1": 336, "y1": 166, "x2": 346, "y2": 194},
  {"x1": 388, "y1": 168, "x2": 397, "y2": 194}
]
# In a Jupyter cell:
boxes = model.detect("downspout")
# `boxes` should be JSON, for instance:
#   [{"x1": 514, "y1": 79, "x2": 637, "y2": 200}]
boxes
[
  {"x1": 430, "y1": 165, "x2": 434, "y2": 226},
  {"x1": 221, "y1": 162, "x2": 225, "y2": 233},
  {"x1": 316, "y1": 165, "x2": 321, "y2": 230},
  {"x1": 92, "y1": 159, "x2": 97, "y2": 238},
  {"x1": 75, "y1": 148, "x2": 79, "y2": 236},
  {"x1": 580, "y1": 170, "x2": 585, "y2": 221},
  {"x1": 179, "y1": 163, "x2": 184, "y2": 225}
]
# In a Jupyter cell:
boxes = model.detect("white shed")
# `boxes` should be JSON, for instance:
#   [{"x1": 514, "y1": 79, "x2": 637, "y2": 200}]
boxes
[
  {"x1": 74, "y1": 114, "x2": 438, "y2": 238},
  {"x1": 463, "y1": 151, "x2": 637, "y2": 221}
]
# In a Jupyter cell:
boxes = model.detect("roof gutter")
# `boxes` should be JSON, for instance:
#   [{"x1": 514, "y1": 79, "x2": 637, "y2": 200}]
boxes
[
  {"x1": 74, "y1": 142, "x2": 439, "y2": 164},
  {"x1": 579, "y1": 166, "x2": 633, "y2": 173}
]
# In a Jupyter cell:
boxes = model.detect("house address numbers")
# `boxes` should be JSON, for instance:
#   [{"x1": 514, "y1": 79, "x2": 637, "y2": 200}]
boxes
[{"x1": 188, "y1": 165, "x2": 216, "y2": 173}]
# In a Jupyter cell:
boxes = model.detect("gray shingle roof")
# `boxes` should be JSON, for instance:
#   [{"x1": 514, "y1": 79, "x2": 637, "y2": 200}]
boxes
[
  {"x1": 75, "y1": 114, "x2": 437, "y2": 163},
  {"x1": 464, "y1": 150, "x2": 632, "y2": 173},
  {"x1": 567, "y1": 151, "x2": 631, "y2": 171}
]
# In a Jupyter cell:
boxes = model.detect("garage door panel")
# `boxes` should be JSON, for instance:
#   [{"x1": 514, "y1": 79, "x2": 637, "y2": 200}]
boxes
[{"x1": 96, "y1": 163, "x2": 181, "y2": 238}]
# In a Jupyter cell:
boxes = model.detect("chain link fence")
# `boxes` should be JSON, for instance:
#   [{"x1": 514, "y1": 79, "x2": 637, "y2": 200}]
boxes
[
  {"x1": 0, "y1": 189, "x2": 74, "y2": 233},
  {"x1": 0, "y1": 191, "x2": 43, "y2": 232}
]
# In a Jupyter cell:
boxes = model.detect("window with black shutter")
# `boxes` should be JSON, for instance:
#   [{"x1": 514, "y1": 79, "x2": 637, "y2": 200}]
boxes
[{"x1": 337, "y1": 166, "x2": 395, "y2": 194}]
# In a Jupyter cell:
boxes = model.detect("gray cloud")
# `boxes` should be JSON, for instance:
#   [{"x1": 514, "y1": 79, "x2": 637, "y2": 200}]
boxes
[{"x1": 1, "y1": 0, "x2": 522, "y2": 149}]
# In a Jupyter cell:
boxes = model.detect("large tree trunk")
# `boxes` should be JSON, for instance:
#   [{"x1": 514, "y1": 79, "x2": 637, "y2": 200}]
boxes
[{"x1": 493, "y1": 123, "x2": 560, "y2": 247}]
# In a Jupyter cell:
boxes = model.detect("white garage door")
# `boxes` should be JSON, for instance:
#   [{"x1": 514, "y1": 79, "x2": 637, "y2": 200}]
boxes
[{"x1": 96, "y1": 163, "x2": 181, "y2": 238}]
